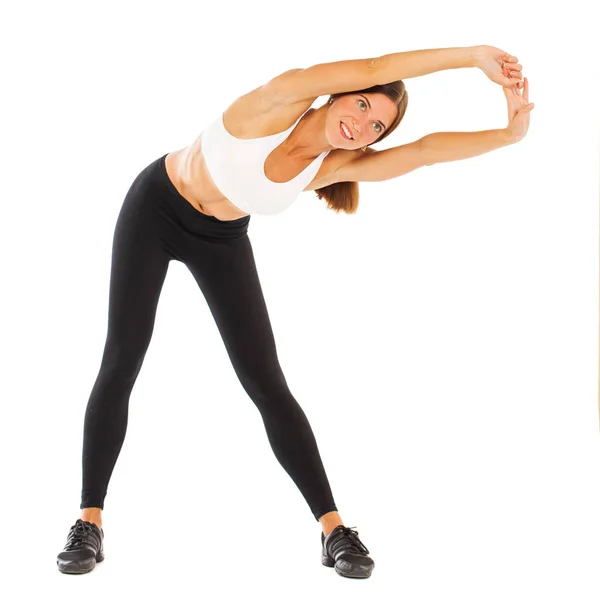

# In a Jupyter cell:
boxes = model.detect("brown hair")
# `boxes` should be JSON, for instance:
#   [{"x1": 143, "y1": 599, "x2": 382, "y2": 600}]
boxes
[{"x1": 314, "y1": 80, "x2": 408, "y2": 215}]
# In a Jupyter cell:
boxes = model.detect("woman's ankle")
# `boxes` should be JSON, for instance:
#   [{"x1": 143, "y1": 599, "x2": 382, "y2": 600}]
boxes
[
  {"x1": 80, "y1": 507, "x2": 103, "y2": 528},
  {"x1": 319, "y1": 511, "x2": 344, "y2": 536}
]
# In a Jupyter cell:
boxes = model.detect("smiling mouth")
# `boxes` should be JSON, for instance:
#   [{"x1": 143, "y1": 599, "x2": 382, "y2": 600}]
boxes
[{"x1": 340, "y1": 122, "x2": 354, "y2": 140}]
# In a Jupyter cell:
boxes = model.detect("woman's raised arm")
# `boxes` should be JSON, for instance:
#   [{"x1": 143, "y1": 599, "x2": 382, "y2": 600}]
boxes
[{"x1": 375, "y1": 45, "x2": 523, "y2": 88}]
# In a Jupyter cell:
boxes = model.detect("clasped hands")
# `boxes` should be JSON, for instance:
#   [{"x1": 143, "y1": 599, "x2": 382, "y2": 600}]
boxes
[{"x1": 474, "y1": 44, "x2": 534, "y2": 143}]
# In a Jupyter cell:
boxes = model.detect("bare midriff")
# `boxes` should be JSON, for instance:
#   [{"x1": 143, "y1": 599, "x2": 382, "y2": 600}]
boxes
[{"x1": 164, "y1": 134, "x2": 251, "y2": 222}]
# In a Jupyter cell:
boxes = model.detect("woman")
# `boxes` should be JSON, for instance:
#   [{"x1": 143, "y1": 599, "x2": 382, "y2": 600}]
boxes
[{"x1": 56, "y1": 44, "x2": 531, "y2": 579}]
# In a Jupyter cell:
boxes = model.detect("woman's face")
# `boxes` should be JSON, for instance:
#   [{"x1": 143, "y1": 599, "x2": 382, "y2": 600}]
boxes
[{"x1": 328, "y1": 93, "x2": 398, "y2": 150}]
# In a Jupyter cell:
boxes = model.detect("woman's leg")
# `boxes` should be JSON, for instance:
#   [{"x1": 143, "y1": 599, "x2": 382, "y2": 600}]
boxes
[
  {"x1": 80, "y1": 161, "x2": 172, "y2": 517},
  {"x1": 182, "y1": 232, "x2": 339, "y2": 524}
]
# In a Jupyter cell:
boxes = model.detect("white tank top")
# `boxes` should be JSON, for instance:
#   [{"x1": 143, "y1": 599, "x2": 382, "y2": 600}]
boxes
[{"x1": 201, "y1": 107, "x2": 330, "y2": 215}]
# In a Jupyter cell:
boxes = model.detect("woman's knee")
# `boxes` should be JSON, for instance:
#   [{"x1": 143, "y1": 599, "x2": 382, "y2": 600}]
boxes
[{"x1": 97, "y1": 341, "x2": 148, "y2": 386}]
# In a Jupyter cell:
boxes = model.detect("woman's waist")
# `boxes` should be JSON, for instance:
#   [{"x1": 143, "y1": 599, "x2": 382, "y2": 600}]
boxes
[{"x1": 165, "y1": 147, "x2": 249, "y2": 220}]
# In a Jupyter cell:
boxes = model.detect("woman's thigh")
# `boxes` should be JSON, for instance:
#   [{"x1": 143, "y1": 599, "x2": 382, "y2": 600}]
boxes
[{"x1": 183, "y1": 234, "x2": 289, "y2": 399}]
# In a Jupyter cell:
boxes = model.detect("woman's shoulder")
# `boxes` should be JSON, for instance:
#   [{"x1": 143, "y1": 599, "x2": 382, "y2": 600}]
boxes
[{"x1": 222, "y1": 90, "x2": 316, "y2": 139}]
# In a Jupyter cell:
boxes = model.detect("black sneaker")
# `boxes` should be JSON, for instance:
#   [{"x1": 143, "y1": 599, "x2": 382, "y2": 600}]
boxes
[
  {"x1": 321, "y1": 525, "x2": 374, "y2": 578},
  {"x1": 57, "y1": 519, "x2": 105, "y2": 574}
]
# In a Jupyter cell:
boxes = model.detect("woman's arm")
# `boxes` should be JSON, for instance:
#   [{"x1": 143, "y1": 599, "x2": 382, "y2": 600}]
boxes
[
  {"x1": 421, "y1": 76, "x2": 534, "y2": 165},
  {"x1": 262, "y1": 46, "x2": 522, "y2": 106},
  {"x1": 324, "y1": 129, "x2": 514, "y2": 185},
  {"x1": 374, "y1": 45, "x2": 523, "y2": 87},
  {"x1": 420, "y1": 129, "x2": 515, "y2": 166},
  {"x1": 374, "y1": 46, "x2": 479, "y2": 82}
]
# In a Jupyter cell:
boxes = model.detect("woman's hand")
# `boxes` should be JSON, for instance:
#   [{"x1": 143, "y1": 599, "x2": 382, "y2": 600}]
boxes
[
  {"x1": 504, "y1": 76, "x2": 534, "y2": 143},
  {"x1": 475, "y1": 45, "x2": 524, "y2": 87}
]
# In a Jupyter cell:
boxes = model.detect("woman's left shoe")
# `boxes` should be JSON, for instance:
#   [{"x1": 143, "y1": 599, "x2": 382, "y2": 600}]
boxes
[{"x1": 321, "y1": 525, "x2": 374, "y2": 579}]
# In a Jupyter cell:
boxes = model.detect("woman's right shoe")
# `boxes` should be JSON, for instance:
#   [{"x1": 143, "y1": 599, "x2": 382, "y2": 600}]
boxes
[
  {"x1": 57, "y1": 519, "x2": 105, "y2": 574},
  {"x1": 321, "y1": 525, "x2": 375, "y2": 579}
]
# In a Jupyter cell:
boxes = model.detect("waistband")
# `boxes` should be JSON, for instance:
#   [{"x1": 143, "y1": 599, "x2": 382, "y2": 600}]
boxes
[{"x1": 157, "y1": 153, "x2": 251, "y2": 234}]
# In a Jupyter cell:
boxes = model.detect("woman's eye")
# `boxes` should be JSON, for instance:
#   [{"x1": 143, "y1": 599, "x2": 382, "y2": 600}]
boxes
[{"x1": 358, "y1": 99, "x2": 381, "y2": 133}]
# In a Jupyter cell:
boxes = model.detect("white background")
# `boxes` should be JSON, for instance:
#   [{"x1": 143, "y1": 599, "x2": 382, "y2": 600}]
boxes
[{"x1": 2, "y1": 0, "x2": 599, "y2": 598}]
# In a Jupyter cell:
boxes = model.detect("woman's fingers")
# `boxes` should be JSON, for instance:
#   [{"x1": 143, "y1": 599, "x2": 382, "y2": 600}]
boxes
[
  {"x1": 506, "y1": 78, "x2": 525, "y2": 90},
  {"x1": 506, "y1": 82, "x2": 521, "y2": 99},
  {"x1": 502, "y1": 60, "x2": 523, "y2": 85},
  {"x1": 503, "y1": 66, "x2": 523, "y2": 79},
  {"x1": 504, "y1": 85, "x2": 522, "y2": 107}
]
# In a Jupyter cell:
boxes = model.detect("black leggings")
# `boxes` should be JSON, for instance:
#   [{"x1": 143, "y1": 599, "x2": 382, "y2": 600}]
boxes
[{"x1": 80, "y1": 153, "x2": 338, "y2": 521}]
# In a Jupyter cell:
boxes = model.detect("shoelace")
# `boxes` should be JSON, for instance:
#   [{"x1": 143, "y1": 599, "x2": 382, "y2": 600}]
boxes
[
  {"x1": 330, "y1": 525, "x2": 370, "y2": 555},
  {"x1": 64, "y1": 519, "x2": 96, "y2": 550}
]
